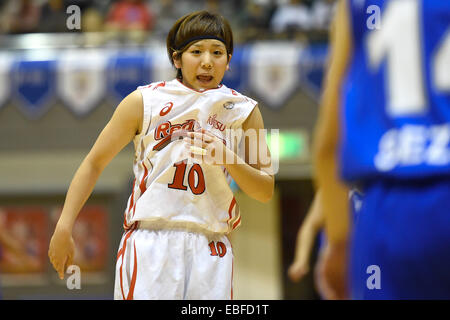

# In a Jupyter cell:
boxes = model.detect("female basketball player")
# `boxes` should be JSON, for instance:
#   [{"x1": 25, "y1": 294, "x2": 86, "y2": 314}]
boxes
[{"x1": 48, "y1": 10, "x2": 274, "y2": 299}]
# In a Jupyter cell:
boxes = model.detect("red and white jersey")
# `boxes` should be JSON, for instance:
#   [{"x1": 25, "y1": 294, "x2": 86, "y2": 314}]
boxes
[{"x1": 122, "y1": 79, "x2": 257, "y2": 234}]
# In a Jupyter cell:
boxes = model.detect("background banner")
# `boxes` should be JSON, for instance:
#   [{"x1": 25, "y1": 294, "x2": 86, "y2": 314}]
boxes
[{"x1": 0, "y1": 43, "x2": 327, "y2": 119}]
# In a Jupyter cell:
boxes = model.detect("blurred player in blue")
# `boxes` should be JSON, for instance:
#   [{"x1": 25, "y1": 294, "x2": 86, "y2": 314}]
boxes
[{"x1": 314, "y1": 0, "x2": 450, "y2": 299}]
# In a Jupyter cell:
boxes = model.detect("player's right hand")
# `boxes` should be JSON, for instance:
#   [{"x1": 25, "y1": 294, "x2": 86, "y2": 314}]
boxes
[
  {"x1": 48, "y1": 226, "x2": 75, "y2": 280},
  {"x1": 287, "y1": 228, "x2": 312, "y2": 282},
  {"x1": 288, "y1": 259, "x2": 309, "y2": 283}
]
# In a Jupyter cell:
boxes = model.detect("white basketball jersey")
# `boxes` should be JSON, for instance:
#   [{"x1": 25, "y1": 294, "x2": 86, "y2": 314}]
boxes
[{"x1": 122, "y1": 79, "x2": 258, "y2": 235}]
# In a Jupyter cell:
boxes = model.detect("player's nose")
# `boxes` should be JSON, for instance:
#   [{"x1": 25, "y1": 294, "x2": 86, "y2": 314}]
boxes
[{"x1": 200, "y1": 53, "x2": 212, "y2": 69}]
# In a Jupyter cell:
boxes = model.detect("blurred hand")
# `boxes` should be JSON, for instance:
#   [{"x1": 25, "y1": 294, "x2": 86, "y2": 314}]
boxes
[
  {"x1": 48, "y1": 225, "x2": 75, "y2": 280},
  {"x1": 315, "y1": 241, "x2": 349, "y2": 300},
  {"x1": 288, "y1": 192, "x2": 324, "y2": 283},
  {"x1": 288, "y1": 259, "x2": 309, "y2": 283},
  {"x1": 288, "y1": 226, "x2": 316, "y2": 282}
]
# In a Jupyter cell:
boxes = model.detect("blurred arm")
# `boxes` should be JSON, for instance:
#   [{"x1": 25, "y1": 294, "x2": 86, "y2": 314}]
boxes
[{"x1": 313, "y1": 0, "x2": 352, "y2": 246}]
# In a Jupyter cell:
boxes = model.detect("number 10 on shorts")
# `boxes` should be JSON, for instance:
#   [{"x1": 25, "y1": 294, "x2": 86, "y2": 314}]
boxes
[{"x1": 209, "y1": 241, "x2": 227, "y2": 257}]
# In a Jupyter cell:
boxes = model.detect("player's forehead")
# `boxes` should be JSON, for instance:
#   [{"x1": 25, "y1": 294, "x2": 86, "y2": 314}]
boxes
[{"x1": 188, "y1": 39, "x2": 226, "y2": 49}]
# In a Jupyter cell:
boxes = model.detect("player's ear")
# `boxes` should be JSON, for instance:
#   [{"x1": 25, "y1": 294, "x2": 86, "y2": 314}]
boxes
[
  {"x1": 226, "y1": 54, "x2": 232, "y2": 71},
  {"x1": 173, "y1": 52, "x2": 182, "y2": 69}
]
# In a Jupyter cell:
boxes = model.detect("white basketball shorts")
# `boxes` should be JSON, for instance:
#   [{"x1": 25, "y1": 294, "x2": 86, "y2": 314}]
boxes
[{"x1": 114, "y1": 224, "x2": 234, "y2": 300}]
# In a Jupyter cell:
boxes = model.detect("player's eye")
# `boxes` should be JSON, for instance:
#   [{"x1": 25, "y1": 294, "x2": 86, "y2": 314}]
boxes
[
  {"x1": 191, "y1": 50, "x2": 201, "y2": 54},
  {"x1": 213, "y1": 50, "x2": 224, "y2": 56}
]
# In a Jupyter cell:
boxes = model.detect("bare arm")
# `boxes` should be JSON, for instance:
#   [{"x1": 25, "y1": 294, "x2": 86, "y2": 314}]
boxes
[
  {"x1": 313, "y1": 0, "x2": 351, "y2": 247},
  {"x1": 312, "y1": 0, "x2": 353, "y2": 299},
  {"x1": 48, "y1": 90, "x2": 143, "y2": 279},
  {"x1": 224, "y1": 106, "x2": 274, "y2": 203}
]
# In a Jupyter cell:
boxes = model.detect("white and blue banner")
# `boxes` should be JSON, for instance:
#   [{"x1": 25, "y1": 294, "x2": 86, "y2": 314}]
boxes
[
  {"x1": 222, "y1": 45, "x2": 250, "y2": 93},
  {"x1": 298, "y1": 44, "x2": 329, "y2": 100},
  {"x1": 12, "y1": 52, "x2": 57, "y2": 119},
  {"x1": 107, "y1": 49, "x2": 152, "y2": 105},
  {"x1": 57, "y1": 49, "x2": 108, "y2": 117},
  {"x1": 0, "y1": 42, "x2": 327, "y2": 120},
  {"x1": 150, "y1": 46, "x2": 177, "y2": 82},
  {"x1": 248, "y1": 42, "x2": 304, "y2": 110}
]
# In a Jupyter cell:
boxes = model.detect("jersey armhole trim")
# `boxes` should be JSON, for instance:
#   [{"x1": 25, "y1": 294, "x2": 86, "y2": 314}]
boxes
[{"x1": 136, "y1": 87, "x2": 152, "y2": 141}]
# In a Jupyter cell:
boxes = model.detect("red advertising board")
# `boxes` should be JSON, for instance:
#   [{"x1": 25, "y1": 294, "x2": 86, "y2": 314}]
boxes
[{"x1": 0, "y1": 206, "x2": 48, "y2": 274}]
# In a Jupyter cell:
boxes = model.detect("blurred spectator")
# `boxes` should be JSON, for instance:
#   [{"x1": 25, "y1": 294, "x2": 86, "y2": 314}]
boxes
[
  {"x1": 235, "y1": 0, "x2": 275, "y2": 42},
  {"x1": 38, "y1": 0, "x2": 73, "y2": 33},
  {"x1": 82, "y1": 6, "x2": 105, "y2": 32},
  {"x1": 270, "y1": 0, "x2": 312, "y2": 34},
  {"x1": 105, "y1": 0, "x2": 155, "y2": 32},
  {"x1": 151, "y1": 0, "x2": 206, "y2": 36},
  {"x1": 311, "y1": 0, "x2": 336, "y2": 31},
  {"x1": 0, "y1": 0, "x2": 41, "y2": 34}
]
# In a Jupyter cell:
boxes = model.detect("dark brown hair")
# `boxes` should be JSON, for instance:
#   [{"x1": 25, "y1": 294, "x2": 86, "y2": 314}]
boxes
[{"x1": 166, "y1": 10, "x2": 234, "y2": 80}]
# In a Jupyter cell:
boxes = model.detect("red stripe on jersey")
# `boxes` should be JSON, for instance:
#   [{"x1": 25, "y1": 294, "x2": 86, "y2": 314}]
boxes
[
  {"x1": 131, "y1": 202, "x2": 137, "y2": 219},
  {"x1": 228, "y1": 197, "x2": 236, "y2": 219},
  {"x1": 139, "y1": 163, "x2": 148, "y2": 194},
  {"x1": 232, "y1": 217, "x2": 241, "y2": 230},
  {"x1": 126, "y1": 242, "x2": 138, "y2": 300},
  {"x1": 153, "y1": 81, "x2": 166, "y2": 90},
  {"x1": 118, "y1": 224, "x2": 137, "y2": 300},
  {"x1": 128, "y1": 163, "x2": 149, "y2": 221},
  {"x1": 231, "y1": 256, "x2": 234, "y2": 300}
]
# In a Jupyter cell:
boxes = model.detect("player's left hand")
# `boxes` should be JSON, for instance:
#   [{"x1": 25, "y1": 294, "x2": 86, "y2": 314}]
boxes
[
  {"x1": 315, "y1": 241, "x2": 349, "y2": 300},
  {"x1": 183, "y1": 129, "x2": 229, "y2": 165}
]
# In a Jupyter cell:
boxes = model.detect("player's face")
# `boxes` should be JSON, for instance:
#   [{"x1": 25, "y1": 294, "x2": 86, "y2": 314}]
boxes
[{"x1": 173, "y1": 39, "x2": 230, "y2": 91}]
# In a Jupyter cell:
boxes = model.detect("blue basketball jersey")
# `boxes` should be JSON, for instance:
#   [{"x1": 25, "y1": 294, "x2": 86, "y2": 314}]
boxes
[{"x1": 340, "y1": 0, "x2": 450, "y2": 183}]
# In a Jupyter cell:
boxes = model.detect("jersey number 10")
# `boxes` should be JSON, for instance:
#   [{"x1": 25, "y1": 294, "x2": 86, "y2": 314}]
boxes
[
  {"x1": 168, "y1": 160, "x2": 206, "y2": 195},
  {"x1": 367, "y1": 0, "x2": 450, "y2": 116}
]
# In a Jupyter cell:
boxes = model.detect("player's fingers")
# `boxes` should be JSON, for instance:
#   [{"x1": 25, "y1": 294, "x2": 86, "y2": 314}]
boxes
[
  {"x1": 194, "y1": 127, "x2": 208, "y2": 134},
  {"x1": 187, "y1": 131, "x2": 214, "y2": 143},
  {"x1": 54, "y1": 255, "x2": 67, "y2": 280},
  {"x1": 66, "y1": 254, "x2": 74, "y2": 270},
  {"x1": 314, "y1": 250, "x2": 335, "y2": 299},
  {"x1": 51, "y1": 259, "x2": 63, "y2": 279},
  {"x1": 184, "y1": 133, "x2": 203, "y2": 148},
  {"x1": 186, "y1": 132, "x2": 202, "y2": 140},
  {"x1": 314, "y1": 263, "x2": 335, "y2": 299},
  {"x1": 199, "y1": 129, "x2": 216, "y2": 140},
  {"x1": 332, "y1": 278, "x2": 348, "y2": 300},
  {"x1": 288, "y1": 262, "x2": 308, "y2": 282},
  {"x1": 171, "y1": 129, "x2": 189, "y2": 140},
  {"x1": 59, "y1": 261, "x2": 67, "y2": 280},
  {"x1": 184, "y1": 137, "x2": 210, "y2": 150},
  {"x1": 49, "y1": 254, "x2": 60, "y2": 270}
]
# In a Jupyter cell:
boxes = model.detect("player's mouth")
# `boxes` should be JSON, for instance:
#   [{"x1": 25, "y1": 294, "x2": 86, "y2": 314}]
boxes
[{"x1": 196, "y1": 75, "x2": 214, "y2": 84}]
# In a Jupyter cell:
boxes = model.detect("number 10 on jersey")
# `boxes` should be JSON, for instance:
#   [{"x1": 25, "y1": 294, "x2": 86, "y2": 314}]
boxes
[
  {"x1": 168, "y1": 160, "x2": 206, "y2": 195},
  {"x1": 209, "y1": 241, "x2": 227, "y2": 258}
]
